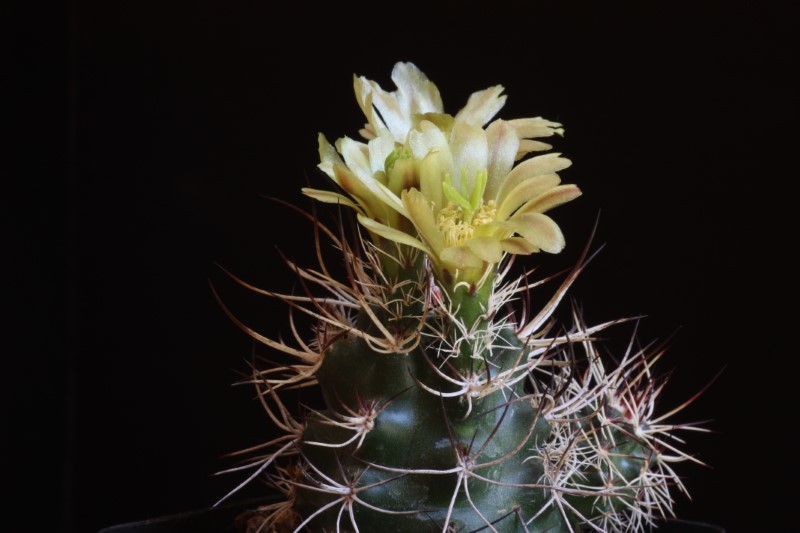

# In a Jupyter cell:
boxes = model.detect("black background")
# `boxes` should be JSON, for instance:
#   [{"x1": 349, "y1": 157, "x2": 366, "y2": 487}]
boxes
[{"x1": 10, "y1": 1, "x2": 795, "y2": 532}]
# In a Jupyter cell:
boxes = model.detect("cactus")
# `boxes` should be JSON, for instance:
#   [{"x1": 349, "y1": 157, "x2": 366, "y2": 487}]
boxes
[{"x1": 218, "y1": 62, "x2": 701, "y2": 532}]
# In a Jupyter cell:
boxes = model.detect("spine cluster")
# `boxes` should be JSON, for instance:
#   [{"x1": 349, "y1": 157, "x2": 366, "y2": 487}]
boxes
[{"x1": 216, "y1": 220, "x2": 701, "y2": 533}]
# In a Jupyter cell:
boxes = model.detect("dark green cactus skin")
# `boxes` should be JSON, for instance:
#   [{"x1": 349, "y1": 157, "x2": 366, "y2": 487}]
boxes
[{"x1": 290, "y1": 287, "x2": 649, "y2": 532}]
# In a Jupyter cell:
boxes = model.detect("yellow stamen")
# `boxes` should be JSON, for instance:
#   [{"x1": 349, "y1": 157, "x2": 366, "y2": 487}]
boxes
[{"x1": 437, "y1": 201, "x2": 497, "y2": 247}]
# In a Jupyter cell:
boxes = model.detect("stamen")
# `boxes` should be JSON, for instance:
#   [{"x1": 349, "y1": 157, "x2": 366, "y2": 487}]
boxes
[{"x1": 436, "y1": 200, "x2": 497, "y2": 247}]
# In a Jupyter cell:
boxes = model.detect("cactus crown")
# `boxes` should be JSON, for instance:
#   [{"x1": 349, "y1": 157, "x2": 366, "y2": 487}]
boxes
[{"x1": 219, "y1": 62, "x2": 702, "y2": 533}]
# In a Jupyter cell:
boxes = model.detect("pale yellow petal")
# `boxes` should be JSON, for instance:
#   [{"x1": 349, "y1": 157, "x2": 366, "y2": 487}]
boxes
[
  {"x1": 412, "y1": 112, "x2": 454, "y2": 134},
  {"x1": 402, "y1": 188, "x2": 445, "y2": 253},
  {"x1": 466, "y1": 237, "x2": 503, "y2": 263},
  {"x1": 505, "y1": 212, "x2": 565, "y2": 254},
  {"x1": 301, "y1": 188, "x2": 365, "y2": 214},
  {"x1": 368, "y1": 80, "x2": 409, "y2": 143},
  {"x1": 495, "y1": 153, "x2": 571, "y2": 205},
  {"x1": 515, "y1": 139, "x2": 553, "y2": 160},
  {"x1": 335, "y1": 142, "x2": 407, "y2": 217},
  {"x1": 407, "y1": 126, "x2": 428, "y2": 161},
  {"x1": 338, "y1": 137, "x2": 373, "y2": 182},
  {"x1": 408, "y1": 120, "x2": 450, "y2": 160},
  {"x1": 450, "y1": 120, "x2": 488, "y2": 194},
  {"x1": 485, "y1": 119, "x2": 519, "y2": 200},
  {"x1": 387, "y1": 157, "x2": 417, "y2": 196},
  {"x1": 473, "y1": 222, "x2": 503, "y2": 239},
  {"x1": 317, "y1": 133, "x2": 343, "y2": 179},
  {"x1": 496, "y1": 173, "x2": 561, "y2": 221},
  {"x1": 359, "y1": 126, "x2": 376, "y2": 140},
  {"x1": 518, "y1": 184, "x2": 582, "y2": 215},
  {"x1": 365, "y1": 62, "x2": 443, "y2": 144},
  {"x1": 356, "y1": 213, "x2": 430, "y2": 254},
  {"x1": 508, "y1": 117, "x2": 564, "y2": 138},
  {"x1": 353, "y1": 76, "x2": 385, "y2": 137},
  {"x1": 372, "y1": 180, "x2": 408, "y2": 217},
  {"x1": 391, "y1": 62, "x2": 443, "y2": 116},
  {"x1": 500, "y1": 237, "x2": 539, "y2": 255},
  {"x1": 455, "y1": 85, "x2": 507, "y2": 127},
  {"x1": 333, "y1": 164, "x2": 382, "y2": 218},
  {"x1": 368, "y1": 129, "x2": 397, "y2": 175},
  {"x1": 440, "y1": 246, "x2": 484, "y2": 269},
  {"x1": 418, "y1": 151, "x2": 448, "y2": 212}
]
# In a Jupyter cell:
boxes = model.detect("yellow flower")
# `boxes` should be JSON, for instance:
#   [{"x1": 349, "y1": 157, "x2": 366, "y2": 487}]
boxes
[{"x1": 304, "y1": 62, "x2": 580, "y2": 288}]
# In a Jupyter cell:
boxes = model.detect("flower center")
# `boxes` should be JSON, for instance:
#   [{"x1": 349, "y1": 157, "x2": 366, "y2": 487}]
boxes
[{"x1": 437, "y1": 201, "x2": 497, "y2": 247}]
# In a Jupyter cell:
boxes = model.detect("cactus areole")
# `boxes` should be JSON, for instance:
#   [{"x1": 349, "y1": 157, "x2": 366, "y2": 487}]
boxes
[{"x1": 219, "y1": 62, "x2": 699, "y2": 532}]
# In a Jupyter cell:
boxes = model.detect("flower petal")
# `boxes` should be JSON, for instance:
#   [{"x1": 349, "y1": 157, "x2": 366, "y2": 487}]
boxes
[
  {"x1": 407, "y1": 121, "x2": 453, "y2": 212},
  {"x1": 367, "y1": 80, "x2": 410, "y2": 143},
  {"x1": 333, "y1": 164, "x2": 407, "y2": 220},
  {"x1": 455, "y1": 85, "x2": 507, "y2": 127},
  {"x1": 485, "y1": 119, "x2": 519, "y2": 200},
  {"x1": 353, "y1": 75, "x2": 386, "y2": 138},
  {"x1": 391, "y1": 62, "x2": 443, "y2": 117},
  {"x1": 495, "y1": 153, "x2": 572, "y2": 206},
  {"x1": 408, "y1": 120, "x2": 449, "y2": 160},
  {"x1": 301, "y1": 188, "x2": 365, "y2": 213},
  {"x1": 317, "y1": 133, "x2": 344, "y2": 179},
  {"x1": 518, "y1": 184, "x2": 582, "y2": 215},
  {"x1": 368, "y1": 129, "x2": 397, "y2": 175},
  {"x1": 508, "y1": 117, "x2": 564, "y2": 138},
  {"x1": 338, "y1": 137, "x2": 373, "y2": 182},
  {"x1": 336, "y1": 139, "x2": 407, "y2": 217},
  {"x1": 515, "y1": 139, "x2": 553, "y2": 160},
  {"x1": 386, "y1": 157, "x2": 417, "y2": 196},
  {"x1": 440, "y1": 246, "x2": 484, "y2": 269},
  {"x1": 365, "y1": 63, "x2": 443, "y2": 144},
  {"x1": 496, "y1": 173, "x2": 561, "y2": 221},
  {"x1": 357, "y1": 213, "x2": 430, "y2": 254},
  {"x1": 418, "y1": 154, "x2": 448, "y2": 212},
  {"x1": 505, "y1": 212, "x2": 566, "y2": 254},
  {"x1": 500, "y1": 237, "x2": 539, "y2": 255},
  {"x1": 466, "y1": 237, "x2": 504, "y2": 263},
  {"x1": 402, "y1": 188, "x2": 445, "y2": 254},
  {"x1": 359, "y1": 125, "x2": 377, "y2": 140},
  {"x1": 332, "y1": 164, "x2": 383, "y2": 219},
  {"x1": 450, "y1": 121, "x2": 488, "y2": 194}
]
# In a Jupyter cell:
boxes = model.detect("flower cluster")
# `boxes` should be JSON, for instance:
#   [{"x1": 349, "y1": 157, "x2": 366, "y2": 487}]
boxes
[{"x1": 304, "y1": 62, "x2": 580, "y2": 289}]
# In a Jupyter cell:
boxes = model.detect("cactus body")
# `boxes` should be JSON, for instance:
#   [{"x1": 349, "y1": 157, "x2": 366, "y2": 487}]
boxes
[{"x1": 222, "y1": 63, "x2": 697, "y2": 532}]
